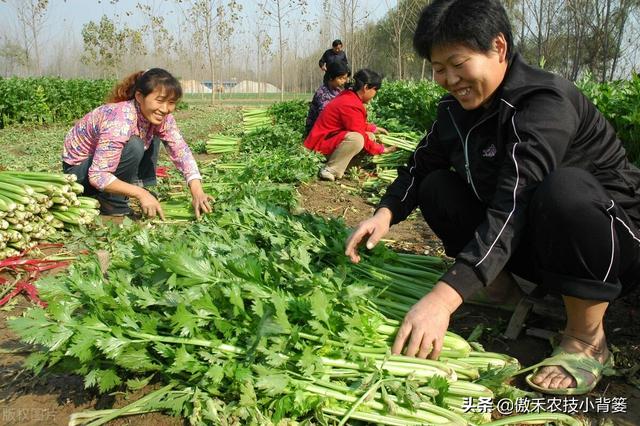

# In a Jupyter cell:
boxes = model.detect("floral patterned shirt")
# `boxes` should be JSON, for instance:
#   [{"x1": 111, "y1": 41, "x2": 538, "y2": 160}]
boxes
[
  {"x1": 62, "y1": 100, "x2": 201, "y2": 191},
  {"x1": 305, "y1": 84, "x2": 343, "y2": 135}
]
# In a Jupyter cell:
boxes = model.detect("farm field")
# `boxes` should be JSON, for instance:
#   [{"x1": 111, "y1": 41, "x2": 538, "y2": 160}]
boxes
[
  {"x1": 183, "y1": 93, "x2": 312, "y2": 108},
  {"x1": 0, "y1": 91, "x2": 639, "y2": 426}
]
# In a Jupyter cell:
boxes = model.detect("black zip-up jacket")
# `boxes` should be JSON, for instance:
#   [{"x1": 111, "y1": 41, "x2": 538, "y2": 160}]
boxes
[{"x1": 378, "y1": 53, "x2": 640, "y2": 299}]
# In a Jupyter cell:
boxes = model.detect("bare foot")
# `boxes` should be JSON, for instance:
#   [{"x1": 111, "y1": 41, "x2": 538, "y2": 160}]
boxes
[{"x1": 530, "y1": 333, "x2": 610, "y2": 390}]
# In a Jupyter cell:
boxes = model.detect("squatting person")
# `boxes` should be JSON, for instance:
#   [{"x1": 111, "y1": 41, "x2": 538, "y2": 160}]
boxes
[
  {"x1": 62, "y1": 68, "x2": 213, "y2": 219},
  {"x1": 345, "y1": 0, "x2": 640, "y2": 395},
  {"x1": 304, "y1": 68, "x2": 395, "y2": 182}
]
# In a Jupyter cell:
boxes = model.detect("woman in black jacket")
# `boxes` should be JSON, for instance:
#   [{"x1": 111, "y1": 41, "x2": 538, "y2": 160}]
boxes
[{"x1": 346, "y1": 0, "x2": 640, "y2": 395}]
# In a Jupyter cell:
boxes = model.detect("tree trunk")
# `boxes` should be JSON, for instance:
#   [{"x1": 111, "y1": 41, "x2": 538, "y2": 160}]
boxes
[
  {"x1": 609, "y1": 0, "x2": 631, "y2": 80},
  {"x1": 520, "y1": 0, "x2": 525, "y2": 51},
  {"x1": 276, "y1": 2, "x2": 284, "y2": 101},
  {"x1": 601, "y1": 0, "x2": 612, "y2": 82},
  {"x1": 206, "y1": 34, "x2": 215, "y2": 105}
]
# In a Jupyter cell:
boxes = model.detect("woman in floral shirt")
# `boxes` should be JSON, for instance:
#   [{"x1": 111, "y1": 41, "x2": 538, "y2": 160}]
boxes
[
  {"x1": 62, "y1": 68, "x2": 212, "y2": 219},
  {"x1": 304, "y1": 61, "x2": 350, "y2": 136}
]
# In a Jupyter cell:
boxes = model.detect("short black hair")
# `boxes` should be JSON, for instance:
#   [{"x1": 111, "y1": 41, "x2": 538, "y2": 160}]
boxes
[
  {"x1": 326, "y1": 61, "x2": 350, "y2": 80},
  {"x1": 413, "y1": 0, "x2": 513, "y2": 61},
  {"x1": 332, "y1": 39, "x2": 343, "y2": 47},
  {"x1": 348, "y1": 69, "x2": 383, "y2": 92}
]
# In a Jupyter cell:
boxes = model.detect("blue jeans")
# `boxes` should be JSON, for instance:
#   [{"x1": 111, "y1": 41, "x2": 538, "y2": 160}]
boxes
[{"x1": 62, "y1": 136, "x2": 160, "y2": 215}]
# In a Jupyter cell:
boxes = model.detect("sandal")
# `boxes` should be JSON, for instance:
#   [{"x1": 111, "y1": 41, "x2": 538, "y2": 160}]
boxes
[{"x1": 519, "y1": 347, "x2": 615, "y2": 395}]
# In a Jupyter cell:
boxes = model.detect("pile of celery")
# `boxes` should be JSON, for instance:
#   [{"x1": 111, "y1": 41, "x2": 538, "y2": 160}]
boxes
[{"x1": 0, "y1": 171, "x2": 99, "y2": 258}]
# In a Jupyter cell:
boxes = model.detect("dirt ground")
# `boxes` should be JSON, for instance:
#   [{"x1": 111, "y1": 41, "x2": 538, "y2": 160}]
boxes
[{"x1": 1, "y1": 180, "x2": 639, "y2": 426}]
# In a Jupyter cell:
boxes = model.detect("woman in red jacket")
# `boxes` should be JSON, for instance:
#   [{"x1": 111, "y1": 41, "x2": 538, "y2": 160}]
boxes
[{"x1": 304, "y1": 69, "x2": 394, "y2": 181}]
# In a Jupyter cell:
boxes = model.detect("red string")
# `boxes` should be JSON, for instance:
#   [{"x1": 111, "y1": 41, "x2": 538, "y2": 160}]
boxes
[
  {"x1": 0, "y1": 243, "x2": 69, "y2": 307},
  {"x1": 156, "y1": 166, "x2": 169, "y2": 178}
]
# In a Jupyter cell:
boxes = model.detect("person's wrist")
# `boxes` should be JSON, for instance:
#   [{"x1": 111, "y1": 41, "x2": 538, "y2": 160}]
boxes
[
  {"x1": 188, "y1": 179, "x2": 203, "y2": 193},
  {"x1": 431, "y1": 282, "x2": 463, "y2": 314},
  {"x1": 133, "y1": 186, "x2": 147, "y2": 199},
  {"x1": 375, "y1": 207, "x2": 393, "y2": 224}
]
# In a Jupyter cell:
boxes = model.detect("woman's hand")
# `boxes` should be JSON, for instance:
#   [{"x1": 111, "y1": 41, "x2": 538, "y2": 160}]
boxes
[
  {"x1": 375, "y1": 127, "x2": 389, "y2": 135},
  {"x1": 345, "y1": 208, "x2": 392, "y2": 263},
  {"x1": 383, "y1": 145, "x2": 398, "y2": 154},
  {"x1": 392, "y1": 282, "x2": 463, "y2": 359},
  {"x1": 189, "y1": 179, "x2": 214, "y2": 220},
  {"x1": 137, "y1": 190, "x2": 165, "y2": 220}
]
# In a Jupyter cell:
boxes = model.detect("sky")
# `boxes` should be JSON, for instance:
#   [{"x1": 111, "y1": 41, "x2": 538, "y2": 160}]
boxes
[
  {"x1": 0, "y1": 0, "x2": 391, "y2": 51},
  {"x1": 0, "y1": 0, "x2": 393, "y2": 78}
]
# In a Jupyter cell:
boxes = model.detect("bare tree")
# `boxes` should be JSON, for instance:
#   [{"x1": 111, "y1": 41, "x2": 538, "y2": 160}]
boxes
[
  {"x1": 384, "y1": 0, "x2": 422, "y2": 79},
  {"x1": 502, "y1": 0, "x2": 640, "y2": 81},
  {"x1": 252, "y1": 20, "x2": 272, "y2": 97},
  {"x1": 81, "y1": 15, "x2": 146, "y2": 78},
  {"x1": 186, "y1": 1, "x2": 217, "y2": 104},
  {"x1": 217, "y1": 1, "x2": 242, "y2": 100},
  {"x1": 601, "y1": 0, "x2": 637, "y2": 80},
  {"x1": 261, "y1": 0, "x2": 308, "y2": 100},
  {"x1": 331, "y1": 0, "x2": 373, "y2": 72},
  {"x1": 184, "y1": 0, "x2": 241, "y2": 104},
  {"x1": 136, "y1": 2, "x2": 178, "y2": 69},
  {"x1": 3, "y1": 0, "x2": 49, "y2": 75},
  {"x1": 0, "y1": 36, "x2": 28, "y2": 77},
  {"x1": 519, "y1": 0, "x2": 564, "y2": 67}
]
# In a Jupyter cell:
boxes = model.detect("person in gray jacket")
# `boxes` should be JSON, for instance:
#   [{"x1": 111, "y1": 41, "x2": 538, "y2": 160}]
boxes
[{"x1": 346, "y1": 0, "x2": 639, "y2": 395}]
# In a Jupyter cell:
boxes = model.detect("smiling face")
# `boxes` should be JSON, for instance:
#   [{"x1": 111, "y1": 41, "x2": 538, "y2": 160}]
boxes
[
  {"x1": 431, "y1": 35, "x2": 508, "y2": 110},
  {"x1": 135, "y1": 86, "x2": 178, "y2": 125}
]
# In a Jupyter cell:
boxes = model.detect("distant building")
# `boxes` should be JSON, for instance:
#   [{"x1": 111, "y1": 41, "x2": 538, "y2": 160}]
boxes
[
  {"x1": 180, "y1": 79, "x2": 280, "y2": 94},
  {"x1": 227, "y1": 80, "x2": 280, "y2": 93},
  {"x1": 202, "y1": 79, "x2": 238, "y2": 92},
  {"x1": 180, "y1": 79, "x2": 212, "y2": 94}
]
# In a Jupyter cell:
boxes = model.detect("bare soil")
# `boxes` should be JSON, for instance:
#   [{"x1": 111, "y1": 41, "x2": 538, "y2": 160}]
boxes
[{"x1": 1, "y1": 179, "x2": 638, "y2": 426}]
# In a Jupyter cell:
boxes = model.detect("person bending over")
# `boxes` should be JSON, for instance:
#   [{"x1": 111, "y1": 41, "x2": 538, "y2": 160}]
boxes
[
  {"x1": 346, "y1": 0, "x2": 640, "y2": 396},
  {"x1": 62, "y1": 68, "x2": 213, "y2": 219}
]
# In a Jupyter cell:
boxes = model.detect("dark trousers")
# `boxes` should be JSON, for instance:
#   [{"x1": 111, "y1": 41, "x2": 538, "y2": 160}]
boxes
[
  {"x1": 63, "y1": 136, "x2": 160, "y2": 214},
  {"x1": 418, "y1": 168, "x2": 640, "y2": 301}
]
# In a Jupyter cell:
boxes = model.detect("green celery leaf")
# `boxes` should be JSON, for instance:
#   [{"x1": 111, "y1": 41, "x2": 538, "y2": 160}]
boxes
[
  {"x1": 117, "y1": 348, "x2": 162, "y2": 372},
  {"x1": 239, "y1": 381, "x2": 258, "y2": 407},
  {"x1": 65, "y1": 327, "x2": 101, "y2": 362},
  {"x1": 427, "y1": 375, "x2": 450, "y2": 407},
  {"x1": 126, "y1": 375, "x2": 154, "y2": 391},
  {"x1": 85, "y1": 368, "x2": 122, "y2": 392},
  {"x1": 170, "y1": 303, "x2": 198, "y2": 337},
  {"x1": 205, "y1": 365, "x2": 225, "y2": 383},
  {"x1": 309, "y1": 290, "x2": 330, "y2": 326},
  {"x1": 255, "y1": 369, "x2": 289, "y2": 395}
]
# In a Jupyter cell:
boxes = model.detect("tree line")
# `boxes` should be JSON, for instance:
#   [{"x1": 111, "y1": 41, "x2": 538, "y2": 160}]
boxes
[{"x1": 1, "y1": 0, "x2": 638, "y2": 97}]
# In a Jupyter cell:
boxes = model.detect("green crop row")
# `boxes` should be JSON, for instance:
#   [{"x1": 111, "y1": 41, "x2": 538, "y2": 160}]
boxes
[
  {"x1": 369, "y1": 80, "x2": 446, "y2": 133},
  {"x1": 371, "y1": 75, "x2": 640, "y2": 166},
  {"x1": 577, "y1": 74, "x2": 640, "y2": 166},
  {"x1": 0, "y1": 77, "x2": 189, "y2": 129},
  {"x1": 0, "y1": 77, "x2": 116, "y2": 128}
]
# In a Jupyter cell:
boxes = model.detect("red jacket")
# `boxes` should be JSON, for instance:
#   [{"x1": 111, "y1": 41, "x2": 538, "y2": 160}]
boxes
[{"x1": 303, "y1": 90, "x2": 385, "y2": 156}]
